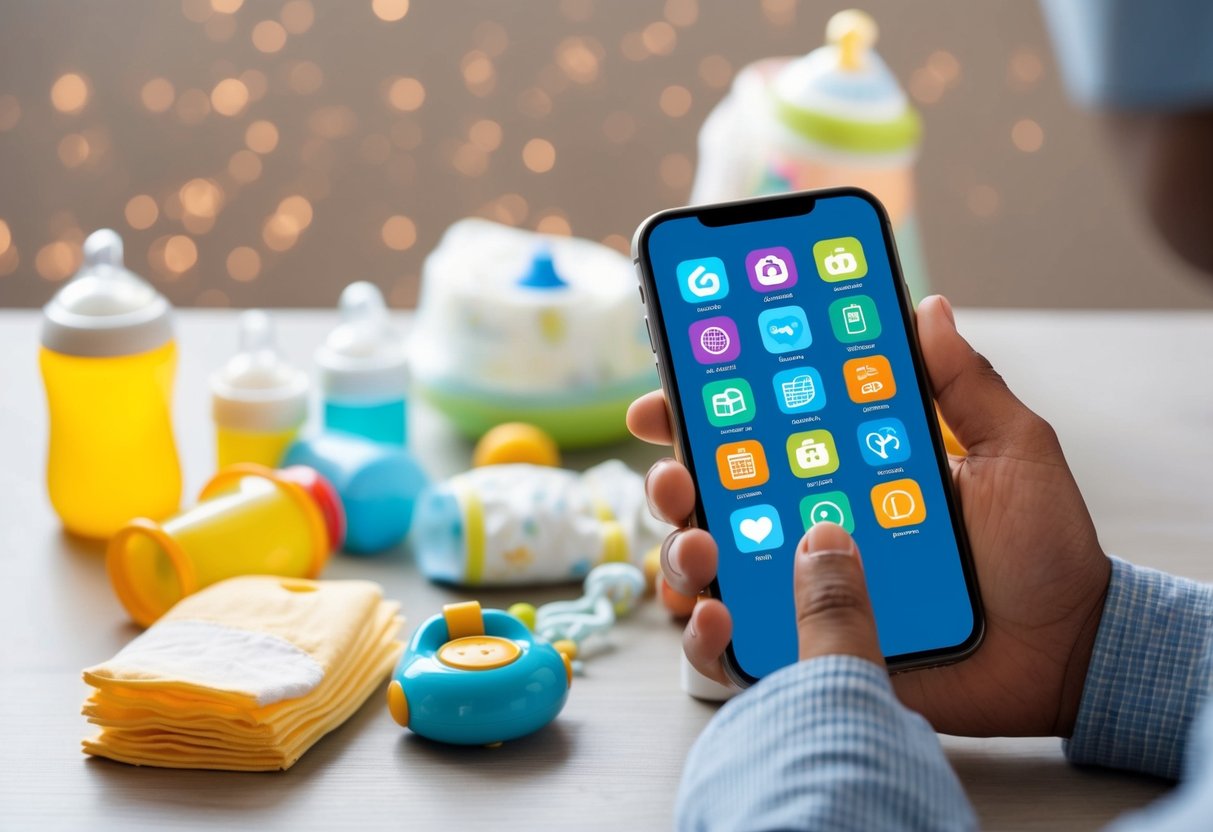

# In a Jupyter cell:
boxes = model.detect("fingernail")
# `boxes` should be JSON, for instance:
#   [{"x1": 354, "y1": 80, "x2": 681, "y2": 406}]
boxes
[
  {"x1": 687, "y1": 609, "x2": 698, "y2": 638},
  {"x1": 664, "y1": 532, "x2": 684, "y2": 577},
  {"x1": 803, "y1": 522, "x2": 856, "y2": 558},
  {"x1": 938, "y1": 294, "x2": 956, "y2": 326}
]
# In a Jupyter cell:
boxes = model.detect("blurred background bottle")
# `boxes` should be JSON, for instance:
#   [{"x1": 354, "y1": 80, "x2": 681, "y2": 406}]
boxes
[
  {"x1": 316, "y1": 282, "x2": 409, "y2": 446},
  {"x1": 692, "y1": 9, "x2": 929, "y2": 301},
  {"x1": 40, "y1": 229, "x2": 181, "y2": 539},
  {"x1": 210, "y1": 310, "x2": 309, "y2": 470}
]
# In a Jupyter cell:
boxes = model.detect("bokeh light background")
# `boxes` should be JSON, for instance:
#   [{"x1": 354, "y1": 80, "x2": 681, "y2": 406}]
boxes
[{"x1": 1, "y1": 0, "x2": 1210, "y2": 309}]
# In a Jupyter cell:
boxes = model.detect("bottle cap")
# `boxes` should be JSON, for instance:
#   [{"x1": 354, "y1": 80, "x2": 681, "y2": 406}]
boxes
[
  {"x1": 516, "y1": 247, "x2": 568, "y2": 290},
  {"x1": 210, "y1": 310, "x2": 310, "y2": 432},
  {"x1": 277, "y1": 465, "x2": 346, "y2": 553},
  {"x1": 40, "y1": 229, "x2": 174, "y2": 357},
  {"x1": 772, "y1": 9, "x2": 921, "y2": 154},
  {"x1": 316, "y1": 282, "x2": 409, "y2": 403}
]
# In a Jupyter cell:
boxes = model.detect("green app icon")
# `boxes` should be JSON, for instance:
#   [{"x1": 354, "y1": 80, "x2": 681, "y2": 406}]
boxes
[
  {"x1": 786, "y1": 429, "x2": 839, "y2": 477},
  {"x1": 702, "y1": 378, "x2": 755, "y2": 427},
  {"x1": 829, "y1": 295, "x2": 881, "y2": 343},
  {"x1": 799, "y1": 491, "x2": 855, "y2": 533},
  {"x1": 813, "y1": 236, "x2": 868, "y2": 282}
]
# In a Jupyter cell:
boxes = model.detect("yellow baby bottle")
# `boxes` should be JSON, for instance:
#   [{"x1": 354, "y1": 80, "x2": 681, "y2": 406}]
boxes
[
  {"x1": 210, "y1": 310, "x2": 309, "y2": 470},
  {"x1": 40, "y1": 229, "x2": 182, "y2": 539}
]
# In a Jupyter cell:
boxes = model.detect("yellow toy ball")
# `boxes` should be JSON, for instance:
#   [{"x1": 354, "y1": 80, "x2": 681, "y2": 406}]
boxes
[
  {"x1": 508, "y1": 602, "x2": 537, "y2": 631},
  {"x1": 472, "y1": 422, "x2": 561, "y2": 468}
]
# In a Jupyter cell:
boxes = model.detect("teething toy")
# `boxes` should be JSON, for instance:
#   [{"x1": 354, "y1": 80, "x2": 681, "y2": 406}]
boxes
[{"x1": 387, "y1": 600, "x2": 570, "y2": 745}]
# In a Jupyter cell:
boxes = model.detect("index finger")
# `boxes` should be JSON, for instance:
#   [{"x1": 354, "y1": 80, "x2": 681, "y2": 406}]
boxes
[{"x1": 626, "y1": 390, "x2": 673, "y2": 446}]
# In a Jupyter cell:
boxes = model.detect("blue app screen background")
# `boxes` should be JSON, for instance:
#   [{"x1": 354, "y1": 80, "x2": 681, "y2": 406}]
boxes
[{"x1": 643, "y1": 194, "x2": 976, "y2": 681}]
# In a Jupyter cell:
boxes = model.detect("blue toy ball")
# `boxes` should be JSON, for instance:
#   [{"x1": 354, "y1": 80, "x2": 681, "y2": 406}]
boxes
[
  {"x1": 387, "y1": 601, "x2": 571, "y2": 745},
  {"x1": 283, "y1": 431, "x2": 428, "y2": 554}
]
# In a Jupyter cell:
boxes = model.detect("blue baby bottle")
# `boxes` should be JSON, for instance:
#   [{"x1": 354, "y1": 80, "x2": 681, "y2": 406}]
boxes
[{"x1": 316, "y1": 282, "x2": 409, "y2": 445}]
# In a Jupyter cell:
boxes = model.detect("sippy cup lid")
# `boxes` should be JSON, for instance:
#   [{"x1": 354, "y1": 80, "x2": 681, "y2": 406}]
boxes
[
  {"x1": 316, "y1": 282, "x2": 409, "y2": 403},
  {"x1": 210, "y1": 310, "x2": 310, "y2": 432},
  {"x1": 772, "y1": 9, "x2": 921, "y2": 154},
  {"x1": 41, "y1": 228, "x2": 174, "y2": 357}
]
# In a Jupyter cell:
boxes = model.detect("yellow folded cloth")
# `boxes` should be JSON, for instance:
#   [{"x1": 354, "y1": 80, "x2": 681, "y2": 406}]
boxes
[{"x1": 82, "y1": 576, "x2": 404, "y2": 771}]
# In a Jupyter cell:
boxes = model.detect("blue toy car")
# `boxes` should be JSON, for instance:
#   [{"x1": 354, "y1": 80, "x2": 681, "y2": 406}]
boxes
[{"x1": 387, "y1": 601, "x2": 571, "y2": 745}]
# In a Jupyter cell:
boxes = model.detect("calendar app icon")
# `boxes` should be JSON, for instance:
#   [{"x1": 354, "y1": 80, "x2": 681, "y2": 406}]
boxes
[{"x1": 715, "y1": 440, "x2": 769, "y2": 490}]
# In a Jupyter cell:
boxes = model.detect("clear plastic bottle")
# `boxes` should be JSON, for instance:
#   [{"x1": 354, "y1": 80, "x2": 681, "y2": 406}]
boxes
[
  {"x1": 40, "y1": 229, "x2": 182, "y2": 539},
  {"x1": 316, "y1": 282, "x2": 409, "y2": 445},
  {"x1": 692, "y1": 9, "x2": 929, "y2": 300},
  {"x1": 210, "y1": 310, "x2": 310, "y2": 469}
]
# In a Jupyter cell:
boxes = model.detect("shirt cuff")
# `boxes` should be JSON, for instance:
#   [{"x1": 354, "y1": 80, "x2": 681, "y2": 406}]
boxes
[
  {"x1": 677, "y1": 655, "x2": 976, "y2": 832},
  {"x1": 1065, "y1": 556, "x2": 1213, "y2": 780}
]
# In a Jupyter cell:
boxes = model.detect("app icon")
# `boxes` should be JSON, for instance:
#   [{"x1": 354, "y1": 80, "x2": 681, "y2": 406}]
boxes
[
  {"x1": 857, "y1": 417, "x2": 911, "y2": 466},
  {"x1": 715, "y1": 440, "x2": 770, "y2": 490},
  {"x1": 702, "y1": 378, "x2": 755, "y2": 427},
  {"x1": 829, "y1": 295, "x2": 881, "y2": 343},
  {"x1": 786, "y1": 430, "x2": 839, "y2": 478},
  {"x1": 772, "y1": 367, "x2": 826, "y2": 414},
  {"x1": 870, "y1": 478, "x2": 926, "y2": 528},
  {"x1": 799, "y1": 491, "x2": 855, "y2": 534},
  {"x1": 813, "y1": 236, "x2": 868, "y2": 282},
  {"x1": 689, "y1": 316, "x2": 741, "y2": 364},
  {"x1": 745, "y1": 246, "x2": 798, "y2": 292},
  {"x1": 730, "y1": 504, "x2": 784, "y2": 553},
  {"x1": 757, "y1": 305, "x2": 812, "y2": 353},
  {"x1": 843, "y1": 355, "x2": 896, "y2": 403},
  {"x1": 677, "y1": 257, "x2": 729, "y2": 303}
]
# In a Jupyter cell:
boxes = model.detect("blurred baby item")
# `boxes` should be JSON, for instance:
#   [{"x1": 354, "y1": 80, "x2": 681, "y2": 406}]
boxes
[
  {"x1": 471, "y1": 421, "x2": 562, "y2": 469},
  {"x1": 40, "y1": 228, "x2": 181, "y2": 538},
  {"x1": 210, "y1": 310, "x2": 309, "y2": 469}
]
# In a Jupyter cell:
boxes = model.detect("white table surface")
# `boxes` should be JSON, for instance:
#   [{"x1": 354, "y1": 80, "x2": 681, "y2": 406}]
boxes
[{"x1": 3, "y1": 308, "x2": 1211, "y2": 831}]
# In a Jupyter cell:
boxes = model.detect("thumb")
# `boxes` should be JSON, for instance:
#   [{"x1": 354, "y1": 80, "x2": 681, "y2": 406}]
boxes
[
  {"x1": 795, "y1": 522, "x2": 883, "y2": 667},
  {"x1": 917, "y1": 295, "x2": 1056, "y2": 457}
]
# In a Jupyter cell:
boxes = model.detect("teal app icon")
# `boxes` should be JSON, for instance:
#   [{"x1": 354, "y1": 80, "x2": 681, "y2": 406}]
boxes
[
  {"x1": 799, "y1": 491, "x2": 855, "y2": 533},
  {"x1": 829, "y1": 295, "x2": 881, "y2": 343},
  {"x1": 702, "y1": 378, "x2": 755, "y2": 427},
  {"x1": 758, "y1": 306, "x2": 811, "y2": 354},
  {"x1": 677, "y1": 257, "x2": 729, "y2": 303}
]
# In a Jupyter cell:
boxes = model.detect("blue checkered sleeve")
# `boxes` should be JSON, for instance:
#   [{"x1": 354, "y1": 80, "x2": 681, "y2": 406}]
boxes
[
  {"x1": 676, "y1": 655, "x2": 976, "y2": 832},
  {"x1": 1064, "y1": 556, "x2": 1213, "y2": 780}
]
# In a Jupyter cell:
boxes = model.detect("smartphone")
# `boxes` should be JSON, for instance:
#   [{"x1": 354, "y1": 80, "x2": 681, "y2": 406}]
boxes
[{"x1": 633, "y1": 188, "x2": 983, "y2": 686}]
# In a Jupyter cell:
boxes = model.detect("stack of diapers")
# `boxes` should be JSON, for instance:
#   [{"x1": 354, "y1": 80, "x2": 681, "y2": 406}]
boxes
[{"x1": 81, "y1": 576, "x2": 404, "y2": 771}]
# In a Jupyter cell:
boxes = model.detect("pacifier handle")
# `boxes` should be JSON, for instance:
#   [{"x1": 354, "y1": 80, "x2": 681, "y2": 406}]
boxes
[{"x1": 827, "y1": 9, "x2": 878, "y2": 72}]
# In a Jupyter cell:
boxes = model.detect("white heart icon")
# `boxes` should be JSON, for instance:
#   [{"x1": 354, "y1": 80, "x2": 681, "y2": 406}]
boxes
[{"x1": 738, "y1": 517, "x2": 773, "y2": 544}]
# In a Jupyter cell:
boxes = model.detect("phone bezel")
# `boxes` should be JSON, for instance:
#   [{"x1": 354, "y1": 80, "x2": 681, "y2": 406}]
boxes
[{"x1": 632, "y1": 187, "x2": 985, "y2": 687}]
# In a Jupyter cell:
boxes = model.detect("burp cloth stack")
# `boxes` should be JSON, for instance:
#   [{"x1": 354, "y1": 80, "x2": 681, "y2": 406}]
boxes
[{"x1": 82, "y1": 576, "x2": 404, "y2": 771}]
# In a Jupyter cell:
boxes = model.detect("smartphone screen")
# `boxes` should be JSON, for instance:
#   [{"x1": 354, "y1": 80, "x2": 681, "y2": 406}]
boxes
[{"x1": 635, "y1": 189, "x2": 982, "y2": 684}]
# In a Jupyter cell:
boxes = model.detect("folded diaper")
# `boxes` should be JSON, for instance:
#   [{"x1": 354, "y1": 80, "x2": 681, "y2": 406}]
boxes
[{"x1": 82, "y1": 576, "x2": 404, "y2": 771}]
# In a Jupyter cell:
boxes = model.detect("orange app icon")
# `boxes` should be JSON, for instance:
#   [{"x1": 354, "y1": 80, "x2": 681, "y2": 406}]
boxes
[
  {"x1": 715, "y1": 440, "x2": 770, "y2": 490},
  {"x1": 870, "y1": 478, "x2": 926, "y2": 528},
  {"x1": 844, "y1": 355, "x2": 896, "y2": 403}
]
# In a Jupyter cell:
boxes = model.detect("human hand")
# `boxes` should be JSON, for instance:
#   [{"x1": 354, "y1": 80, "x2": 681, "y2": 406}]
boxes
[{"x1": 629, "y1": 295, "x2": 1111, "y2": 737}]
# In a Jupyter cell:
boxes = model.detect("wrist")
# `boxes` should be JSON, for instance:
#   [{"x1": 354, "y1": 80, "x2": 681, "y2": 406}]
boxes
[{"x1": 1054, "y1": 556, "x2": 1112, "y2": 737}]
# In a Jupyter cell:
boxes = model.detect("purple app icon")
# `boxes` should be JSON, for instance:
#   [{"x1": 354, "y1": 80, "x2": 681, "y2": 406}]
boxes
[
  {"x1": 746, "y1": 246, "x2": 798, "y2": 292},
  {"x1": 689, "y1": 316, "x2": 741, "y2": 364}
]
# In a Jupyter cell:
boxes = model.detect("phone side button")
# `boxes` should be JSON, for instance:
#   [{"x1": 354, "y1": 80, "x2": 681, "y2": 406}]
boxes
[
  {"x1": 638, "y1": 284, "x2": 646, "y2": 305},
  {"x1": 644, "y1": 316, "x2": 655, "y2": 353}
]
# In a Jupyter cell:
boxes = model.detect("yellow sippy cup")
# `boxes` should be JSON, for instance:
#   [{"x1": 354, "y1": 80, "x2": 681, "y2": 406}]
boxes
[
  {"x1": 211, "y1": 310, "x2": 309, "y2": 470},
  {"x1": 40, "y1": 229, "x2": 181, "y2": 539}
]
